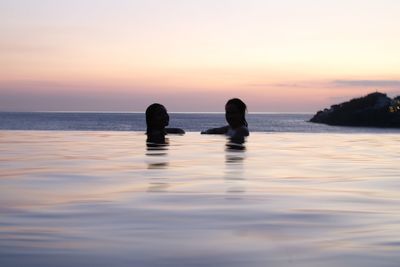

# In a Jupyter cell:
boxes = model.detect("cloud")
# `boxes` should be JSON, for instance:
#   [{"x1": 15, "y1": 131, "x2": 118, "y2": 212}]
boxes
[
  {"x1": 248, "y1": 83, "x2": 303, "y2": 88},
  {"x1": 333, "y1": 80, "x2": 400, "y2": 88},
  {"x1": 246, "y1": 82, "x2": 322, "y2": 88},
  {"x1": 0, "y1": 80, "x2": 236, "y2": 112},
  {"x1": 247, "y1": 79, "x2": 400, "y2": 90}
]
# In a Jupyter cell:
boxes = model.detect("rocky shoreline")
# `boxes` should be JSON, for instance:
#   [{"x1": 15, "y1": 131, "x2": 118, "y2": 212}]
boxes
[{"x1": 310, "y1": 92, "x2": 400, "y2": 127}]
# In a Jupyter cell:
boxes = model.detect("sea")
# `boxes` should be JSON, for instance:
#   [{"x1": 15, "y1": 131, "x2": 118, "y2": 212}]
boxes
[
  {"x1": 1, "y1": 111, "x2": 400, "y2": 133},
  {"x1": 1, "y1": 112, "x2": 400, "y2": 267}
]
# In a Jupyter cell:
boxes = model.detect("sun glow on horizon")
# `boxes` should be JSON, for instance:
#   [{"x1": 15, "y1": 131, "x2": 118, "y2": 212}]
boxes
[{"x1": 1, "y1": 0, "x2": 400, "y2": 112}]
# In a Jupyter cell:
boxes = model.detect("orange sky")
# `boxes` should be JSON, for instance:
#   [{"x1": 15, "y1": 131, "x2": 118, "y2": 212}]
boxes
[{"x1": 1, "y1": 0, "x2": 400, "y2": 112}]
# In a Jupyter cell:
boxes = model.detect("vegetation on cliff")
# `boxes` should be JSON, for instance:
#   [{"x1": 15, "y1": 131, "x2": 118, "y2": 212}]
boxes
[{"x1": 310, "y1": 92, "x2": 400, "y2": 127}]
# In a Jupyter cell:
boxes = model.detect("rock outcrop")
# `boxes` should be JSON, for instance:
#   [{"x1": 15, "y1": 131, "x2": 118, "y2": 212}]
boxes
[{"x1": 310, "y1": 92, "x2": 400, "y2": 127}]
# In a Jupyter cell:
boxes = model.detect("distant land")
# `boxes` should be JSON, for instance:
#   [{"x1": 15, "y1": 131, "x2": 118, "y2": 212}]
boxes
[{"x1": 310, "y1": 92, "x2": 400, "y2": 128}]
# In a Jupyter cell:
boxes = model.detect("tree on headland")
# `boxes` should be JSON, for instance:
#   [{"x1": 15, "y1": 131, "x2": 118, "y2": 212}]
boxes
[{"x1": 310, "y1": 92, "x2": 400, "y2": 127}]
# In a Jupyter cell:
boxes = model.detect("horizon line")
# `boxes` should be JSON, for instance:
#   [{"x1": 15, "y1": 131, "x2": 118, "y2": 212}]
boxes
[{"x1": 0, "y1": 110, "x2": 315, "y2": 114}]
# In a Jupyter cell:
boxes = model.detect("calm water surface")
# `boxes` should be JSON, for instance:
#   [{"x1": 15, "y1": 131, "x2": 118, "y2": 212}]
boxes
[{"x1": 1, "y1": 131, "x2": 400, "y2": 267}]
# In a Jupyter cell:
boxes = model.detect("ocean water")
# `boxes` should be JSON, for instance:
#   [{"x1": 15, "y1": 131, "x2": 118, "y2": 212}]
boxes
[
  {"x1": 1, "y1": 131, "x2": 400, "y2": 267},
  {"x1": 2, "y1": 112, "x2": 400, "y2": 133}
]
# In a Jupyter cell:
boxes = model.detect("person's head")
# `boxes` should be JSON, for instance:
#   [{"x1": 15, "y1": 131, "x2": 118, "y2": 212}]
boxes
[
  {"x1": 225, "y1": 98, "x2": 248, "y2": 128},
  {"x1": 146, "y1": 103, "x2": 169, "y2": 133}
]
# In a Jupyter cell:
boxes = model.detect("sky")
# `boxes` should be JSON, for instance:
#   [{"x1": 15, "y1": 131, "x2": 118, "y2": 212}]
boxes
[{"x1": 1, "y1": 0, "x2": 400, "y2": 112}]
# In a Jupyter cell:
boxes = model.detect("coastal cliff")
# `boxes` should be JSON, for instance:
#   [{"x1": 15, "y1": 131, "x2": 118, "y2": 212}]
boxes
[{"x1": 310, "y1": 92, "x2": 400, "y2": 127}]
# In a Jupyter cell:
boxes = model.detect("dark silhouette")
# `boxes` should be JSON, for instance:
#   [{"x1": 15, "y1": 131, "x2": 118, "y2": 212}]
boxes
[
  {"x1": 146, "y1": 103, "x2": 185, "y2": 143},
  {"x1": 310, "y1": 92, "x2": 400, "y2": 127},
  {"x1": 201, "y1": 98, "x2": 249, "y2": 142}
]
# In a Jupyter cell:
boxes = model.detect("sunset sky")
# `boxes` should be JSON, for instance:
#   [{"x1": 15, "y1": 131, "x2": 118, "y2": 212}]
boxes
[{"x1": 1, "y1": 0, "x2": 400, "y2": 112}]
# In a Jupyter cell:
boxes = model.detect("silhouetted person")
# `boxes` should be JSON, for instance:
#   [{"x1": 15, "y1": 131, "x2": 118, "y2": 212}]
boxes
[
  {"x1": 201, "y1": 98, "x2": 249, "y2": 143},
  {"x1": 146, "y1": 103, "x2": 185, "y2": 143}
]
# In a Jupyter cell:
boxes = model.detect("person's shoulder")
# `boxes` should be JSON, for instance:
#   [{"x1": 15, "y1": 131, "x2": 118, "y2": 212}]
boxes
[{"x1": 165, "y1": 128, "x2": 185, "y2": 134}]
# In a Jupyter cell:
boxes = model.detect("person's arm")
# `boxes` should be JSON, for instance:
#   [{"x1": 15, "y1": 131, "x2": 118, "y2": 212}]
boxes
[
  {"x1": 165, "y1": 128, "x2": 185, "y2": 134},
  {"x1": 201, "y1": 126, "x2": 229, "y2": 134}
]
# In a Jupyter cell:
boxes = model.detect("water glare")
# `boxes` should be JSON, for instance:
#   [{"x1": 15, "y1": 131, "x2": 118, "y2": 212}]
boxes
[{"x1": 0, "y1": 131, "x2": 399, "y2": 267}]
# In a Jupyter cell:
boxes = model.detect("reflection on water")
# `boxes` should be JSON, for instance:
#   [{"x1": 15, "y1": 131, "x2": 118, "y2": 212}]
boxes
[
  {"x1": 226, "y1": 137, "x2": 246, "y2": 151},
  {"x1": 225, "y1": 137, "x2": 247, "y2": 199},
  {"x1": 146, "y1": 138, "x2": 169, "y2": 192},
  {"x1": 146, "y1": 137, "x2": 169, "y2": 169},
  {"x1": 1, "y1": 131, "x2": 400, "y2": 267}
]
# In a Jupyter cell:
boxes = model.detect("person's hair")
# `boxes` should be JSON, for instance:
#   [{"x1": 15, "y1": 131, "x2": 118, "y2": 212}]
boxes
[
  {"x1": 226, "y1": 98, "x2": 248, "y2": 127},
  {"x1": 145, "y1": 103, "x2": 165, "y2": 134}
]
